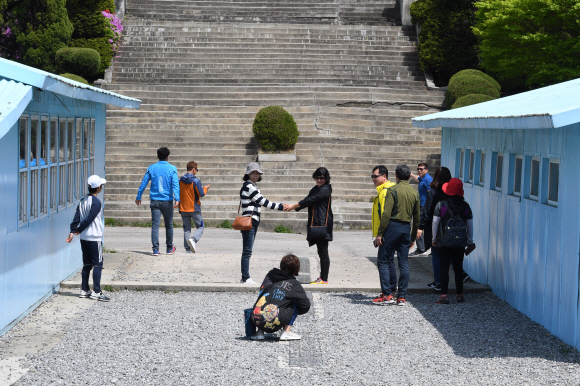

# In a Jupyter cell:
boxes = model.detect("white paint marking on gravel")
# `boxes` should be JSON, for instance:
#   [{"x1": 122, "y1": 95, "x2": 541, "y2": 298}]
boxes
[
  {"x1": 0, "y1": 356, "x2": 28, "y2": 386},
  {"x1": 311, "y1": 293, "x2": 325, "y2": 320}
]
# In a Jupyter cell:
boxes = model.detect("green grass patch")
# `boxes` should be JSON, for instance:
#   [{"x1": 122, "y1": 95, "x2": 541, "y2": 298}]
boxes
[
  {"x1": 103, "y1": 247, "x2": 117, "y2": 253},
  {"x1": 103, "y1": 285, "x2": 115, "y2": 292},
  {"x1": 131, "y1": 221, "x2": 152, "y2": 227},
  {"x1": 217, "y1": 220, "x2": 233, "y2": 229},
  {"x1": 274, "y1": 225, "x2": 293, "y2": 233},
  {"x1": 105, "y1": 218, "x2": 118, "y2": 226}
]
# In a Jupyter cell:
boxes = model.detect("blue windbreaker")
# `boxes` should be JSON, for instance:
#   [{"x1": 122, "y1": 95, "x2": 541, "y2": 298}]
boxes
[{"x1": 136, "y1": 161, "x2": 180, "y2": 201}]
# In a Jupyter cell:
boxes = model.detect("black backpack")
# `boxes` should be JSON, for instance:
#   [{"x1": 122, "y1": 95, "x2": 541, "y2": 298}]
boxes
[{"x1": 440, "y1": 201, "x2": 468, "y2": 248}]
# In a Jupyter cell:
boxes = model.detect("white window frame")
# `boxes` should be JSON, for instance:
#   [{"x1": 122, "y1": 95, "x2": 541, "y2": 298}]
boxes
[
  {"x1": 530, "y1": 157, "x2": 540, "y2": 200},
  {"x1": 547, "y1": 159, "x2": 559, "y2": 207},
  {"x1": 18, "y1": 115, "x2": 29, "y2": 226}
]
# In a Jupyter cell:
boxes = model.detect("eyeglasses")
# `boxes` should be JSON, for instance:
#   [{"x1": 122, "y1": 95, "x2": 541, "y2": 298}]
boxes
[
  {"x1": 314, "y1": 176, "x2": 325, "y2": 180},
  {"x1": 417, "y1": 168, "x2": 425, "y2": 171},
  {"x1": 371, "y1": 174, "x2": 384, "y2": 179}
]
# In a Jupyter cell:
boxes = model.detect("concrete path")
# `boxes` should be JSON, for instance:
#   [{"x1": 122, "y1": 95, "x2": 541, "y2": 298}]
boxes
[{"x1": 61, "y1": 226, "x2": 489, "y2": 293}]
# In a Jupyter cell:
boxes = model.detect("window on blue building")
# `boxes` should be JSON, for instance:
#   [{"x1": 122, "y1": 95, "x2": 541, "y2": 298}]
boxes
[
  {"x1": 58, "y1": 118, "x2": 67, "y2": 209},
  {"x1": 479, "y1": 151, "x2": 485, "y2": 186},
  {"x1": 40, "y1": 115, "x2": 49, "y2": 217},
  {"x1": 75, "y1": 119, "x2": 82, "y2": 201},
  {"x1": 514, "y1": 156, "x2": 523, "y2": 196},
  {"x1": 50, "y1": 116, "x2": 58, "y2": 213},
  {"x1": 547, "y1": 160, "x2": 559, "y2": 206},
  {"x1": 459, "y1": 148, "x2": 465, "y2": 179},
  {"x1": 495, "y1": 153, "x2": 503, "y2": 191},
  {"x1": 30, "y1": 115, "x2": 39, "y2": 221},
  {"x1": 530, "y1": 157, "x2": 540, "y2": 200},
  {"x1": 19, "y1": 116, "x2": 28, "y2": 225},
  {"x1": 468, "y1": 150, "x2": 475, "y2": 183},
  {"x1": 67, "y1": 118, "x2": 74, "y2": 205}
]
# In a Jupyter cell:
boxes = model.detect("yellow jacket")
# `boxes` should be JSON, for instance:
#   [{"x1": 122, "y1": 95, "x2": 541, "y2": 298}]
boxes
[{"x1": 372, "y1": 181, "x2": 395, "y2": 237}]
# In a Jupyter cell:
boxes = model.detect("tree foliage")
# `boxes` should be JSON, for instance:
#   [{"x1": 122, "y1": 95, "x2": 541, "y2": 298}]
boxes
[
  {"x1": 253, "y1": 106, "x2": 299, "y2": 152},
  {"x1": 410, "y1": 0, "x2": 479, "y2": 86},
  {"x1": 59, "y1": 72, "x2": 88, "y2": 84},
  {"x1": 449, "y1": 69, "x2": 501, "y2": 92},
  {"x1": 66, "y1": 0, "x2": 113, "y2": 40},
  {"x1": 56, "y1": 47, "x2": 100, "y2": 78},
  {"x1": 452, "y1": 94, "x2": 496, "y2": 109},
  {"x1": 445, "y1": 75, "x2": 500, "y2": 108},
  {"x1": 12, "y1": 0, "x2": 73, "y2": 73},
  {"x1": 474, "y1": 0, "x2": 580, "y2": 88}
]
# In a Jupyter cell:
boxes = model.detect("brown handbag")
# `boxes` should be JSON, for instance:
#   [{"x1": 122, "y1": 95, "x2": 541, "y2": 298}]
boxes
[
  {"x1": 232, "y1": 201, "x2": 252, "y2": 231},
  {"x1": 307, "y1": 192, "x2": 331, "y2": 240}
]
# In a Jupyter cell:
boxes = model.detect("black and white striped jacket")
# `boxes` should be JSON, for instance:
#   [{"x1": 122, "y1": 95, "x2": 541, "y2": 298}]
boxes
[{"x1": 240, "y1": 181, "x2": 283, "y2": 222}]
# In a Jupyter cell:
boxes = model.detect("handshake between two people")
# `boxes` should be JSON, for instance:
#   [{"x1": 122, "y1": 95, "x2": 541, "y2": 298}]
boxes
[{"x1": 283, "y1": 203, "x2": 300, "y2": 211}]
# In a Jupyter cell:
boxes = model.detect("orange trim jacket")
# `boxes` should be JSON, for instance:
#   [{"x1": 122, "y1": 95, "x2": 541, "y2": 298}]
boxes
[{"x1": 179, "y1": 173, "x2": 207, "y2": 212}]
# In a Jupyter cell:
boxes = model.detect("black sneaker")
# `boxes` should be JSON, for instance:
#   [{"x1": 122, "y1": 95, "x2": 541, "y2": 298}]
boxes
[
  {"x1": 90, "y1": 291, "x2": 111, "y2": 302},
  {"x1": 463, "y1": 272, "x2": 470, "y2": 283},
  {"x1": 410, "y1": 250, "x2": 425, "y2": 256},
  {"x1": 427, "y1": 281, "x2": 437, "y2": 288},
  {"x1": 433, "y1": 283, "x2": 441, "y2": 291}
]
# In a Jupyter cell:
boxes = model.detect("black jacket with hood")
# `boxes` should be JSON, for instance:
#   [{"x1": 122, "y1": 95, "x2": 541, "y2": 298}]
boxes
[
  {"x1": 296, "y1": 184, "x2": 333, "y2": 246},
  {"x1": 251, "y1": 268, "x2": 311, "y2": 333}
]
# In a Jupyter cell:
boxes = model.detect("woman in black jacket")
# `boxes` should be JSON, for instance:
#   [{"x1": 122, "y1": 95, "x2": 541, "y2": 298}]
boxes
[
  {"x1": 417, "y1": 167, "x2": 451, "y2": 291},
  {"x1": 285, "y1": 167, "x2": 333, "y2": 284}
]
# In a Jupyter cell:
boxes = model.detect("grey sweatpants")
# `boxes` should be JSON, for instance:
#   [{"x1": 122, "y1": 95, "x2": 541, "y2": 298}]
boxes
[{"x1": 181, "y1": 211, "x2": 204, "y2": 249}]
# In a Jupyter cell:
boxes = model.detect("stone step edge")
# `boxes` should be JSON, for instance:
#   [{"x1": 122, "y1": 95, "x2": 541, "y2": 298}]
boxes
[{"x1": 60, "y1": 280, "x2": 490, "y2": 294}]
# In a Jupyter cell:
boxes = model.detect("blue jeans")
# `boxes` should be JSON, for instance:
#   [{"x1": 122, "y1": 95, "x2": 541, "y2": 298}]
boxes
[
  {"x1": 241, "y1": 220, "x2": 259, "y2": 281},
  {"x1": 431, "y1": 246, "x2": 441, "y2": 284},
  {"x1": 181, "y1": 210, "x2": 204, "y2": 249},
  {"x1": 377, "y1": 242, "x2": 397, "y2": 295},
  {"x1": 378, "y1": 221, "x2": 411, "y2": 298},
  {"x1": 288, "y1": 301, "x2": 299, "y2": 326},
  {"x1": 150, "y1": 200, "x2": 174, "y2": 251}
]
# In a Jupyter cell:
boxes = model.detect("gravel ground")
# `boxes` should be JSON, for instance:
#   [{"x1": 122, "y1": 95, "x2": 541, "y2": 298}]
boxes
[{"x1": 14, "y1": 291, "x2": 580, "y2": 385}]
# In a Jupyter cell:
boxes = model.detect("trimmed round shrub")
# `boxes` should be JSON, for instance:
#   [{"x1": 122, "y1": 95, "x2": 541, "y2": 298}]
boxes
[
  {"x1": 445, "y1": 75, "x2": 500, "y2": 108},
  {"x1": 56, "y1": 47, "x2": 101, "y2": 78},
  {"x1": 59, "y1": 73, "x2": 89, "y2": 85},
  {"x1": 451, "y1": 94, "x2": 497, "y2": 109},
  {"x1": 252, "y1": 106, "x2": 299, "y2": 152},
  {"x1": 70, "y1": 38, "x2": 112, "y2": 75},
  {"x1": 450, "y1": 69, "x2": 501, "y2": 93}
]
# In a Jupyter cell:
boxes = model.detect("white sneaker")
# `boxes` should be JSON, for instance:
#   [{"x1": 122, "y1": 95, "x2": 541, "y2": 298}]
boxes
[
  {"x1": 279, "y1": 331, "x2": 301, "y2": 341},
  {"x1": 187, "y1": 238, "x2": 196, "y2": 253},
  {"x1": 251, "y1": 329, "x2": 265, "y2": 340},
  {"x1": 240, "y1": 278, "x2": 256, "y2": 284},
  {"x1": 79, "y1": 290, "x2": 92, "y2": 298}
]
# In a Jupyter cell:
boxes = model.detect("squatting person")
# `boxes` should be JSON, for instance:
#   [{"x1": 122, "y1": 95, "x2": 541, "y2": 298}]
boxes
[{"x1": 251, "y1": 254, "x2": 311, "y2": 341}]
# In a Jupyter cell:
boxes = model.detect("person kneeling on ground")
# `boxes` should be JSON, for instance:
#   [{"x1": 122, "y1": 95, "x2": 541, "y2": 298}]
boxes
[{"x1": 250, "y1": 254, "x2": 311, "y2": 341}]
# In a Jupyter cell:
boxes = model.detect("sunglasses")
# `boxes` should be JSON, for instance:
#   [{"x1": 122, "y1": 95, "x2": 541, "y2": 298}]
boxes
[
  {"x1": 417, "y1": 168, "x2": 425, "y2": 171},
  {"x1": 371, "y1": 174, "x2": 384, "y2": 179},
  {"x1": 314, "y1": 176, "x2": 325, "y2": 180}
]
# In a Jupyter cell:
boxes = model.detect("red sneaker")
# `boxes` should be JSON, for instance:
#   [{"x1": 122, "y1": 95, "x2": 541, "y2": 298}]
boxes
[
  {"x1": 372, "y1": 293, "x2": 395, "y2": 305},
  {"x1": 397, "y1": 298, "x2": 406, "y2": 306}
]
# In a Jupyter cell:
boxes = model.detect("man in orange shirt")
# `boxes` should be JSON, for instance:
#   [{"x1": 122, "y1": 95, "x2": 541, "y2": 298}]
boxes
[{"x1": 179, "y1": 161, "x2": 209, "y2": 253}]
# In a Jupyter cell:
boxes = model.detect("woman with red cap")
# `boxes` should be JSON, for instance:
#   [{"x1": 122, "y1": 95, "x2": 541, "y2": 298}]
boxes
[{"x1": 431, "y1": 178, "x2": 476, "y2": 304}]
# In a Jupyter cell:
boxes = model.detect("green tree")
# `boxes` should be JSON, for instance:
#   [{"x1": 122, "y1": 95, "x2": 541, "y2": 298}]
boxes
[
  {"x1": 474, "y1": 0, "x2": 580, "y2": 89},
  {"x1": 12, "y1": 0, "x2": 73, "y2": 72},
  {"x1": 410, "y1": 0, "x2": 479, "y2": 86}
]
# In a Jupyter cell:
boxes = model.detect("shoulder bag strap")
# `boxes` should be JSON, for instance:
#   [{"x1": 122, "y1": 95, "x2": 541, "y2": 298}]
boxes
[{"x1": 310, "y1": 191, "x2": 332, "y2": 226}]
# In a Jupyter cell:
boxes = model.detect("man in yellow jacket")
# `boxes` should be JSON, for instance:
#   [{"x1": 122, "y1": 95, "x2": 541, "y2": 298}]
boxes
[{"x1": 371, "y1": 165, "x2": 396, "y2": 296}]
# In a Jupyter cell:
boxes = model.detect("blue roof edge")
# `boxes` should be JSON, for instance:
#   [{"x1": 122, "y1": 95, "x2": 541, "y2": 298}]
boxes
[
  {"x1": 0, "y1": 58, "x2": 141, "y2": 109},
  {"x1": 412, "y1": 114, "x2": 556, "y2": 130},
  {"x1": 0, "y1": 80, "x2": 33, "y2": 140}
]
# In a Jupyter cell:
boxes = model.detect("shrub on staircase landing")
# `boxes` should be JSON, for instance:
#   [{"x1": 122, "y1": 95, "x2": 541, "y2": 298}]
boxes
[
  {"x1": 253, "y1": 106, "x2": 299, "y2": 152},
  {"x1": 451, "y1": 94, "x2": 496, "y2": 109},
  {"x1": 445, "y1": 75, "x2": 500, "y2": 109},
  {"x1": 449, "y1": 69, "x2": 501, "y2": 93},
  {"x1": 59, "y1": 73, "x2": 89, "y2": 84},
  {"x1": 56, "y1": 47, "x2": 101, "y2": 78}
]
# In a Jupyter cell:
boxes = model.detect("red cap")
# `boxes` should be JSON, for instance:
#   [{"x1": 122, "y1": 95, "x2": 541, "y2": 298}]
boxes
[{"x1": 442, "y1": 178, "x2": 464, "y2": 197}]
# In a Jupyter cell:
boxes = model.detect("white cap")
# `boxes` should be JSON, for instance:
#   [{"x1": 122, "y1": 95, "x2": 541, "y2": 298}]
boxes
[{"x1": 87, "y1": 175, "x2": 107, "y2": 188}]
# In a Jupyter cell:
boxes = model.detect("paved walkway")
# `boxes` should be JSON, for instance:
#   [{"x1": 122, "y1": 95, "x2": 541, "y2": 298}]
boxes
[{"x1": 62, "y1": 227, "x2": 488, "y2": 293}]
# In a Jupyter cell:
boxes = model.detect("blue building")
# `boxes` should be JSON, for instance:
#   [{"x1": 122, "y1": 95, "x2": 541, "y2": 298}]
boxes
[
  {"x1": 0, "y1": 58, "x2": 140, "y2": 335},
  {"x1": 412, "y1": 78, "x2": 580, "y2": 349}
]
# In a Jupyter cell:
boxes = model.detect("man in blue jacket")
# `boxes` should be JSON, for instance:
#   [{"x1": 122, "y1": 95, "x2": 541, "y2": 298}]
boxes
[{"x1": 135, "y1": 147, "x2": 180, "y2": 256}]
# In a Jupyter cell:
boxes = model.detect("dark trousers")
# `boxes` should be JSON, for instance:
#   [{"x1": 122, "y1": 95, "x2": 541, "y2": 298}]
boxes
[
  {"x1": 438, "y1": 247, "x2": 465, "y2": 295},
  {"x1": 415, "y1": 205, "x2": 426, "y2": 252},
  {"x1": 150, "y1": 200, "x2": 174, "y2": 251},
  {"x1": 80, "y1": 240, "x2": 103, "y2": 293},
  {"x1": 378, "y1": 221, "x2": 411, "y2": 298},
  {"x1": 241, "y1": 220, "x2": 259, "y2": 281},
  {"x1": 315, "y1": 239, "x2": 330, "y2": 281},
  {"x1": 377, "y1": 242, "x2": 397, "y2": 294}
]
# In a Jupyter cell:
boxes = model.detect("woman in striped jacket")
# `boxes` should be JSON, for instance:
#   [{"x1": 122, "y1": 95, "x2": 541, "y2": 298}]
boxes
[{"x1": 239, "y1": 163, "x2": 284, "y2": 284}]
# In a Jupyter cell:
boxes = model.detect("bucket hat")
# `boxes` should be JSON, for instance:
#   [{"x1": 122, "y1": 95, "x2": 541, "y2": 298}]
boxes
[
  {"x1": 442, "y1": 178, "x2": 464, "y2": 197},
  {"x1": 245, "y1": 162, "x2": 263, "y2": 175}
]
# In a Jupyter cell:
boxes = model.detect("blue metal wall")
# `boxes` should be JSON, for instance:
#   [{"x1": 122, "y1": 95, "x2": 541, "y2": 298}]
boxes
[
  {"x1": 441, "y1": 125, "x2": 580, "y2": 349},
  {"x1": 0, "y1": 89, "x2": 106, "y2": 335}
]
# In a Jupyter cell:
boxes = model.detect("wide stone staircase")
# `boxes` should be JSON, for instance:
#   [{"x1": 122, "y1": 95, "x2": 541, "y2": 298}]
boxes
[{"x1": 103, "y1": 0, "x2": 445, "y2": 231}]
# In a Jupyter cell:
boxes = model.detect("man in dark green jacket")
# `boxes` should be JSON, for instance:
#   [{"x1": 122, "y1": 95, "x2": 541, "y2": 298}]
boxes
[{"x1": 372, "y1": 164, "x2": 420, "y2": 306}]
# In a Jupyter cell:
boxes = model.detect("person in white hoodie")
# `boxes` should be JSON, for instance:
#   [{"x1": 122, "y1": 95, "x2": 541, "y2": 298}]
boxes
[{"x1": 66, "y1": 175, "x2": 109, "y2": 302}]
